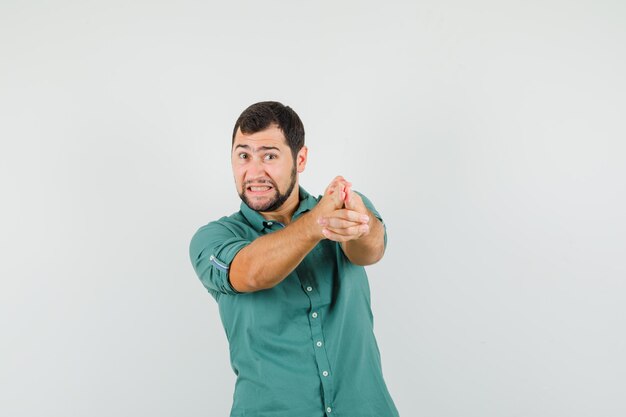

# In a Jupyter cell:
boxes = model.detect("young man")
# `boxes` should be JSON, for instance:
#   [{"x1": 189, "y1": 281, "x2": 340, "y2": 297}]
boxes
[{"x1": 189, "y1": 101, "x2": 399, "y2": 417}]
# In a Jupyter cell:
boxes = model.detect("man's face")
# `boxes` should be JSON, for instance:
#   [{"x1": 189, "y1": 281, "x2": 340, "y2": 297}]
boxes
[{"x1": 232, "y1": 124, "x2": 305, "y2": 212}]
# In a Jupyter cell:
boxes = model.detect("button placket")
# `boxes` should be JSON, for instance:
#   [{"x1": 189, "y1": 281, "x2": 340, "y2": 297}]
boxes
[
  {"x1": 296, "y1": 259, "x2": 335, "y2": 416},
  {"x1": 306, "y1": 295, "x2": 335, "y2": 416}
]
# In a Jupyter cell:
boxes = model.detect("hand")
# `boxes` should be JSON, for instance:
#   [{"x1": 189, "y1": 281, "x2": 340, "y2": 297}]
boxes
[
  {"x1": 318, "y1": 209, "x2": 370, "y2": 242},
  {"x1": 317, "y1": 178, "x2": 372, "y2": 242},
  {"x1": 343, "y1": 184, "x2": 369, "y2": 217},
  {"x1": 312, "y1": 176, "x2": 351, "y2": 217},
  {"x1": 323, "y1": 175, "x2": 351, "y2": 209}
]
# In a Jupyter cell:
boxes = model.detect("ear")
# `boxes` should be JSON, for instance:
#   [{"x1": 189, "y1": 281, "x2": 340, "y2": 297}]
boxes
[{"x1": 296, "y1": 146, "x2": 308, "y2": 174}]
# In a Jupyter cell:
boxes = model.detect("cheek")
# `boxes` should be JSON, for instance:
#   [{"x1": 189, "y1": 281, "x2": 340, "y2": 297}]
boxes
[
  {"x1": 232, "y1": 166, "x2": 245, "y2": 184},
  {"x1": 232, "y1": 160, "x2": 246, "y2": 174},
  {"x1": 264, "y1": 166, "x2": 284, "y2": 183}
]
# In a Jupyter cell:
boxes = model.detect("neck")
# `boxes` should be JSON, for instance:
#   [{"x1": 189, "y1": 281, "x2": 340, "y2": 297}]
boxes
[{"x1": 259, "y1": 185, "x2": 300, "y2": 225}]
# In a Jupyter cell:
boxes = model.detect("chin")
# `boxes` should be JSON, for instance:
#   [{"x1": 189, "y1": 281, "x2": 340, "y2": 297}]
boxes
[
  {"x1": 245, "y1": 193, "x2": 279, "y2": 211},
  {"x1": 249, "y1": 201, "x2": 273, "y2": 211}
]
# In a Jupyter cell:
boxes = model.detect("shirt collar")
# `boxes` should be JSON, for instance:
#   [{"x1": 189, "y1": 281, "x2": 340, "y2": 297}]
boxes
[{"x1": 240, "y1": 186, "x2": 318, "y2": 233}]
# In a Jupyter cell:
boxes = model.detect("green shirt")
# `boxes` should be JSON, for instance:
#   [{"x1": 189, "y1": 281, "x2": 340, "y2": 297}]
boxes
[{"x1": 189, "y1": 187, "x2": 399, "y2": 417}]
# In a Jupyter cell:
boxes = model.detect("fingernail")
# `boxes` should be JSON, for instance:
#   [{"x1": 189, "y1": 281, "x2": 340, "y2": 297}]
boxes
[
  {"x1": 361, "y1": 225, "x2": 369, "y2": 233},
  {"x1": 361, "y1": 215, "x2": 370, "y2": 223}
]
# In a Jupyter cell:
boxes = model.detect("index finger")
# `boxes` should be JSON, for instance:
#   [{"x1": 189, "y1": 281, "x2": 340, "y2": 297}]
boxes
[
  {"x1": 330, "y1": 209, "x2": 369, "y2": 223},
  {"x1": 327, "y1": 176, "x2": 351, "y2": 188}
]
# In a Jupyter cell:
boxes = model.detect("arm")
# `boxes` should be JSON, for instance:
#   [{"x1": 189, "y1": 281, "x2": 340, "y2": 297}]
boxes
[
  {"x1": 341, "y1": 207, "x2": 385, "y2": 266},
  {"x1": 318, "y1": 187, "x2": 386, "y2": 266},
  {"x1": 229, "y1": 178, "x2": 346, "y2": 293},
  {"x1": 229, "y1": 212, "x2": 321, "y2": 292}
]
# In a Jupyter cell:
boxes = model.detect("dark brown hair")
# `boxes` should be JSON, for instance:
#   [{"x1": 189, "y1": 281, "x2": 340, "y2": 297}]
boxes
[{"x1": 232, "y1": 101, "x2": 305, "y2": 158}]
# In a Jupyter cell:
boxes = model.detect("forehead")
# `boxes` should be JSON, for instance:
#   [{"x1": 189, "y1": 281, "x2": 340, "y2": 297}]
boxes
[{"x1": 232, "y1": 125, "x2": 289, "y2": 149}]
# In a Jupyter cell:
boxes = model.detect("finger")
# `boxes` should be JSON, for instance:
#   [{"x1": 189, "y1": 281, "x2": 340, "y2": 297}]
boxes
[
  {"x1": 328, "y1": 188, "x2": 346, "y2": 208},
  {"x1": 318, "y1": 210, "x2": 368, "y2": 227},
  {"x1": 324, "y1": 181, "x2": 345, "y2": 204},
  {"x1": 325, "y1": 223, "x2": 369, "y2": 237},
  {"x1": 325, "y1": 176, "x2": 351, "y2": 194},
  {"x1": 344, "y1": 189, "x2": 354, "y2": 210},
  {"x1": 325, "y1": 181, "x2": 337, "y2": 195},
  {"x1": 332, "y1": 209, "x2": 370, "y2": 224},
  {"x1": 327, "y1": 175, "x2": 347, "y2": 193},
  {"x1": 345, "y1": 189, "x2": 364, "y2": 211},
  {"x1": 320, "y1": 217, "x2": 363, "y2": 229},
  {"x1": 325, "y1": 179, "x2": 350, "y2": 196},
  {"x1": 322, "y1": 228, "x2": 357, "y2": 242}
]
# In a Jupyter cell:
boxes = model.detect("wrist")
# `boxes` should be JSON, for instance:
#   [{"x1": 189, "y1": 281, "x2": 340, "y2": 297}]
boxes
[{"x1": 299, "y1": 211, "x2": 325, "y2": 243}]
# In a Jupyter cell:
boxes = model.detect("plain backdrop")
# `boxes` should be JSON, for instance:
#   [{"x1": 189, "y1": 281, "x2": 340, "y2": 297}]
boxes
[{"x1": 1, "y1": 1, "x2": 625, "y2": 416}]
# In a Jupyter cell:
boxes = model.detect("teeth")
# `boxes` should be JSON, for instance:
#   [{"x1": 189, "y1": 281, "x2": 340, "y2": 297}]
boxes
[{"x1": 250, "y1": 186, "x2": 270, "y2": 192}]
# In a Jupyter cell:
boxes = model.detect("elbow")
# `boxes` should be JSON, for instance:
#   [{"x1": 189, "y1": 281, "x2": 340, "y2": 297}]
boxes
[
  {"x1": 369, "y1": 250, "x2": 385, "y2": 266},
  {"x1": 242, "y1": 273, "x2": 269, "y2": 292},
  {"x1": 228, "y1": 262, "x2": 254, "y2": 293},
  {"x1": 246, "y1": 263, "x2": 283, "y2": 291},
  {"x1": 346, "y1": 247, "x2": 385, "y2": 266},
  {"x1": 344, "y1": 239, "x2": 385, "y2": 266},
  {"x1": 229, "y1": 251, "x2": 261, "y2": 292},
  {"x1": 229, "y1": 263, "x2": 277, "y2": 293},
  {"x1": 350, "y1": 253, "x2": 384, "y2": 266}
]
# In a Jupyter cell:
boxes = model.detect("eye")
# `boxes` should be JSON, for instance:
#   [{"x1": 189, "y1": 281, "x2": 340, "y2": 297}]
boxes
[
  {"x1": 264, "y1": 153, "x2": 277, "y2": 160},
  {"x1": 238, "y1": 153, "x2": 248, "y2": 159}
]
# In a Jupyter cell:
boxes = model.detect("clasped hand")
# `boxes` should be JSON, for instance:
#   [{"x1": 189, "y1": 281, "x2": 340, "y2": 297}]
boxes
[{"x1": 313, "y1": 176, "x2": 371, "y2": 242}]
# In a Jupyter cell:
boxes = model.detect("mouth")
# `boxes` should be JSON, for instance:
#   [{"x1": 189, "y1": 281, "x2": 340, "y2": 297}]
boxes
[{"x1": 246, "y1": 185, "x2": 274, "y2": 194}]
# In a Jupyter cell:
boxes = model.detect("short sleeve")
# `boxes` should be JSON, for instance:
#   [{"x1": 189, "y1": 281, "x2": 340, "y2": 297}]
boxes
[
  {"x1": 355, "y1": 191, "x2": 388, "y2": 250},
  {"x1": 189, "y1": 221, "x2": 251, "y2": 296}
]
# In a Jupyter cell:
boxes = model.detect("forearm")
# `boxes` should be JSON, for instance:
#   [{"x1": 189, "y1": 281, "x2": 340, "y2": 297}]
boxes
[
  {"x1": 229, "y1": 212, "x2": 322, "y2": 292},
  {"x1": 342, "y1": 212, "x2": 385, "y2": 266}
]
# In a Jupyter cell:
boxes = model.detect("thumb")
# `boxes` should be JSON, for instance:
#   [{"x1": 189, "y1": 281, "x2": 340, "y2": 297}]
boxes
[
  {"x1": 344, "y1": 185, "x2": 354, "y2": 209},
  {"x1": 327, "y1": 181, "x2": 346, "y2": 207}
]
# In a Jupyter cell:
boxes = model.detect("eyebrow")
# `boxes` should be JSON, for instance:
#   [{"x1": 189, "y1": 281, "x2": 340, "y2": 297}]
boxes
[{"x1": 234, "y1": 144, "x2": 281, "y2": 152}]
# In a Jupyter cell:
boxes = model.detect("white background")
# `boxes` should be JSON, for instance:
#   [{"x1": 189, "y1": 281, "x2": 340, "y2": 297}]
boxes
[{"x1": 1, "y1": 1, "x2": 625, "y2": 416}]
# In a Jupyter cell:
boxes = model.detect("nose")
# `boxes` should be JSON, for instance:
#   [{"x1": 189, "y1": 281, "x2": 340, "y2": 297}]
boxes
[{"x1": 246, "y1": 156, "x2": 268, "y2": 180}]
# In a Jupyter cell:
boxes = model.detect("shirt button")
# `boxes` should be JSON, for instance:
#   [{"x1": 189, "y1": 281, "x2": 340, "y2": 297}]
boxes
[
  {"x1": 267, "y1": 221, "x2": 273, "y2": 226},
  {"x1": 312, "y1": 312, "x2": 318, "y2": 318},
  {"x1": 322, "y1": 370, "x2": 329, "y2": 377},
  {"x1": 327, "y1": 406, "x2": 332, "y2": 413},
  {"x1": 306, "y1": 286, "x2": 313, "y2": 292},
  {"x1": 316, "y1": 341, "x2": 323, "y2": 347}
]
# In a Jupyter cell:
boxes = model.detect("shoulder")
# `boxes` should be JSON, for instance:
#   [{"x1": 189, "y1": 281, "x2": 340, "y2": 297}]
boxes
[{"x1": 189, "y1": 212, "x2": 251, "y2": 251}]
